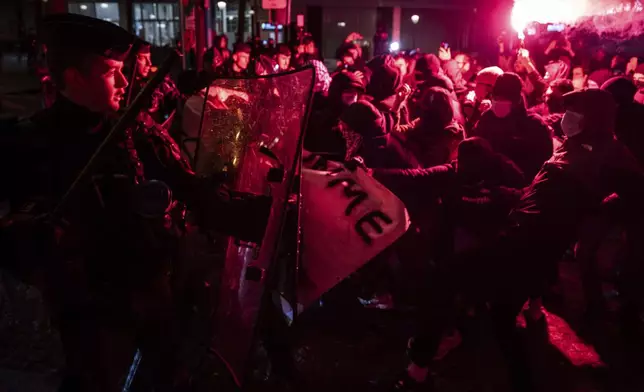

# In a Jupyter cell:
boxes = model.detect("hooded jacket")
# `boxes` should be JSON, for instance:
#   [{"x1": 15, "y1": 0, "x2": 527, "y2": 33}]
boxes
[
  {"x1": 304, "y1": 71, "x2": 365, "y2": 157},
  {"x1": 601, "y1": 77, "x2": 644, "y2": 167},
  {"x1": 411, "y1": 54, "x2": 455, "y2": 119},
  {"x1": 403, "y1": 86, "x2": 465, "y2": 167},
  {"x1": 340, "y1": 100, "x2": 419, "y2": 169},
  {"x1": 492, "y1": 136, "x2": 644, "y2": 292},
  {"x1": 373, "y1": 137, "x2": 526, "y2": 267},
  {"x1": 467, "y1": 90, "x2": 644, "y2": 297},
  {"x1": 470, "y1": 102, "x2": 553, "y2": 182}
]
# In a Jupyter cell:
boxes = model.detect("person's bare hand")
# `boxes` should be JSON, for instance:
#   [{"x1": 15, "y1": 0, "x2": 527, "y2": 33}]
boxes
[
  {"x1": 627, "y1": 57, "x2": 639, "y2": 74},
  {"x1": 563, "y1": 38, "x2": 572, "y2": 50},
  {"x1": 353, "y1": 70, "x2": 365, "y2": 81},
  {"x1": 545, "y1": 39, "x2": 557, "y2": 54},
  {"x1": 517, "y1": 49, "x2": 532, "y2": 67},
  {"x1": 438, "y1": 46, "x2": 451, "y2": 61},
  {"x1": 562, "y1": 38, "x2": 575, "y2": 57},
  {"x1": 396, "y1": 83, "x2": 412, "y2": 100}
]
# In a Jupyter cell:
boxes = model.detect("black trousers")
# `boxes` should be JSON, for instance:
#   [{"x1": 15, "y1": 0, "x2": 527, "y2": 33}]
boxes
[
  {"x1": 56, "y1": 274, "x2": 182, "y2": 392},
  {"x1": 407, "y1": 240, "x2": 542, "y2": 391}
]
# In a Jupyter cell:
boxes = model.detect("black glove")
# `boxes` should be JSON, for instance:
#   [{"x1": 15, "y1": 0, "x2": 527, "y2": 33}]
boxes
[
  {"x1": 0, "y1": 212, "x2": 58, "y2": 280},
  {"x1": 192, "y1": 180, "x2": 272, "y2": 244}
]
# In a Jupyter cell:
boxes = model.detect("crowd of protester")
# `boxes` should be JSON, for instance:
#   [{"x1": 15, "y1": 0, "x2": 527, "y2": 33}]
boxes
[{"x1": 232, "y1": 29, "x2": 644, "y2": 390}]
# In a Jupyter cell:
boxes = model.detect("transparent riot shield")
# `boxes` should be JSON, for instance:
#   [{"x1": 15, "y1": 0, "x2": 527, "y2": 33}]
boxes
[{"x1": 190, "y1": 68, "x2": 315, "y2": 386}]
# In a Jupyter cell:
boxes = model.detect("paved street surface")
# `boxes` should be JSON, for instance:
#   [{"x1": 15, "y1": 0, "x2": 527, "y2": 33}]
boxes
[
  {"x1": 2, "y1": 239, "x2": 643, "y2": 392},
  {"x1": 286, "y1": 259, "x2": 644, "y2": 392}
]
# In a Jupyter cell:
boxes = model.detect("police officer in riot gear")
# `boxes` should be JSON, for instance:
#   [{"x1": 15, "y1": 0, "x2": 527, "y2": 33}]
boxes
[
  {"x1": 127, "y1": 39, "x2": 181, "y2": 124},
  {"x1": 0, "y1": 14, "x2": 268, "y2": 391}
]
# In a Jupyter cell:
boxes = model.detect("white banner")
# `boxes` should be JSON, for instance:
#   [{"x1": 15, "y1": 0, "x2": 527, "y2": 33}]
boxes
[{"x1": 297, "y1": 154, "x2": 410, "y2": 308}]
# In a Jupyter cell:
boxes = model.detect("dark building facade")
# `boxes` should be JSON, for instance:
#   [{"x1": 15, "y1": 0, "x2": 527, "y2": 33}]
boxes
[{"x1": 291, "y1": 0, "x2": 485, "y2": 60}]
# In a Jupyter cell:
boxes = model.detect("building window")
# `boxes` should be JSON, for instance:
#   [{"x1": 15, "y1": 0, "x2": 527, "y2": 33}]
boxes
[
  {"x1": 134, "y1": 3, "x2": 180, "y2": 46},
  {"x1": 69, "y1": 2, "x2": 120, "y2": 26},
  {"x1": 214, "y1": 8, "x2": 252, "y2": 35}
]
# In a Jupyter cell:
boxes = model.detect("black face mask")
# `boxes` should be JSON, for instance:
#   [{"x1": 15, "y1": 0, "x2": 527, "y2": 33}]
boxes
[{"x1": 353, "y1": 57, "x2": 366, "y2": 70}]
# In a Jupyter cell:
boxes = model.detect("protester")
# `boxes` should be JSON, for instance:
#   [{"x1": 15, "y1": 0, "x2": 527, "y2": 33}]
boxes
[
  {"x1": 393, "y1": 53, "x2": 417, "y2": 90},
  {"x1": 334, "y1": 42, "x2": 363, "y2": 73},
  {"x1": 470, "y1": 72, "x2": 553, "y2": 182},
  {"x1": 296, "y1": 34, "x2": 319, "y2": 59},
  {"x1": 529, "y1": 78, "x2": 574, "y2": 139},
  {"x1": 365, "y1": 56, "x2": 413, "y2": 128},
  {"x1": 374, "y1": 136, "x2": 525, "y2": 310},
  {"x1": 296, "y1": 53, "x2": 332, "y2": 96},
  {"x1": 214, "y1": 34, "x2": 230, "y2": 62},
  {"x1": 440, "y1": 48, "x2": 472, "y2": 96},
  {"x1": 340, "y1": 99, "x2": 418, "y2": 169},
  {"x1": 571, "y1": 65, "x2": 599, "y2": 90},
  {"x1": 634, "y1": 64, "x2": 644, "y2": 104},
  {"x1": 415, "y1": 53, "x2": 454, "y2": 93},
  {"x1": 463, "y1": 66, "x2": 503, "y2": 130},
  {"x1": 601, "y1": 76, "x2": 644, "y2": 166},
  {"x1": 304, "y1": 70, "x2": 365, "y2": 156},
  {"x1": 512, "y1": 49, "x2": 548, "y2": 108},
  {"x1": 401, "y1": 86, "x2": 464, "y2": 167},
  {"x1": 388, "y1": 88, "x2": 644, "y2": 392},
  {"x1": 203, "y1": 46, "x2": 225, "y2": 78}
]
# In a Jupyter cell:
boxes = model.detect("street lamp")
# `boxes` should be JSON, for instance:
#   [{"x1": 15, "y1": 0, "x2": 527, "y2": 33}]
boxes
[
  {"x1": 411, "y1": 14, "x2": 420, "y2": 49},
  {"x1": 217, "y1": 1, "x2": 227, "y2": 34}
]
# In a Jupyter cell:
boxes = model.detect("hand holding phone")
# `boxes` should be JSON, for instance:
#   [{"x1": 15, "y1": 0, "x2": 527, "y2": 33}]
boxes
[{"x1": 438, "y1": 45, "x2": 451, "y2": 61}]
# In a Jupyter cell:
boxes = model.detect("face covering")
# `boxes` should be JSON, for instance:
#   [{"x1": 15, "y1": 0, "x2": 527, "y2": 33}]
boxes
[
  {"x1": 561, "y1": 110, "x2": 584, "y2": 138},
  {"x1": 491, "y1": 100, "x2": 513, "y2": 118}
]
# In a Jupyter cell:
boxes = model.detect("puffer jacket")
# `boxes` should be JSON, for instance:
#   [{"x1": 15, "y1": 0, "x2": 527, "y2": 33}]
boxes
[{"x1": 470, "y1": 104, "x2": 553, "y2": 182}]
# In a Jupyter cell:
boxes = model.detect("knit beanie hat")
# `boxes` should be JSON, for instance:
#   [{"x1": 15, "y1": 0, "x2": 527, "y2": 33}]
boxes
[
  {"x1": 340, "y1": 100, "x2": 386, "y2": 138},
  {"x1": 366, "y1": 59, "x2": 402, "y2": 102},
  {"x1": 492, "y1": 72, "x2": 524, "y2": 102}
]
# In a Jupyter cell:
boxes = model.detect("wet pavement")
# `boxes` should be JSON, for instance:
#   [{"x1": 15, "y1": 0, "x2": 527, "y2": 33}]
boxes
[
  {"x1": 3, "y1": 254, "x2": 641, "y2": 392},
  {"x1": 284, "y1": 258, "x2": 644, "y2": 392}
]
